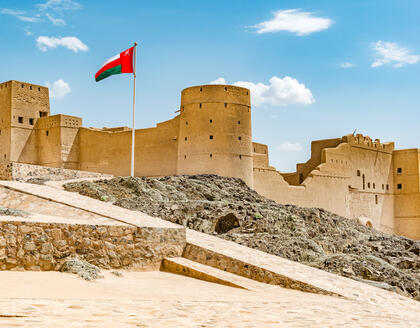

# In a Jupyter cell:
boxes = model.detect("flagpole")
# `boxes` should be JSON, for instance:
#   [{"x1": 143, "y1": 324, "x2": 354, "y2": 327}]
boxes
[{"x1": 131, "y1": 42, "x2": 137, "y2": 177}]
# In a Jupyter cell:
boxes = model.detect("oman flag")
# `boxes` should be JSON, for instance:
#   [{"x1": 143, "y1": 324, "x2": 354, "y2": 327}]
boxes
[{"x1": 95, "y1": 47, "x2": 134, "y2": 82}]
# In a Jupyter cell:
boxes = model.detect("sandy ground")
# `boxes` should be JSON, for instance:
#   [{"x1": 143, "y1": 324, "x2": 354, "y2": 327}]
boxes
[{"x1": 0, "y1": 270, "x2": 419, "y2": 327}]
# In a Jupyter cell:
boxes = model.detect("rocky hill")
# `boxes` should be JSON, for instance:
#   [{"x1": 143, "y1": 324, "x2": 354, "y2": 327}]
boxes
[{"x1": 63, "y1": 175, "x2": 420, "y2": 301}]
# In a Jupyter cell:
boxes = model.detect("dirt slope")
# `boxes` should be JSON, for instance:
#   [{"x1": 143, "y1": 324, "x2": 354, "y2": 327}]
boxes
[{"x1": 64, "y1": 175, "x2": 420, "y2": 301}]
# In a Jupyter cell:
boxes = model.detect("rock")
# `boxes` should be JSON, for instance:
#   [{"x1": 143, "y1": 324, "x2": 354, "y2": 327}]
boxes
[
  {"x1": 214, "y1": 213, "x2": 240, "y2": 234},
  {"x1": 60, "y1": 256, "x2": 103, "y2": 281}
]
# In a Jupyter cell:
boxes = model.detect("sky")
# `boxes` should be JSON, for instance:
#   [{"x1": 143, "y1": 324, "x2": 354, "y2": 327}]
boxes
[{"x1": 1, "y1": 0, "x2": 419, "y2": 172}]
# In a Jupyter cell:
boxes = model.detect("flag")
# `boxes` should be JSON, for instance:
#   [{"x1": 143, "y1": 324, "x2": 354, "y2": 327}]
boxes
[{"x1": 95, "y1": 47, "x2": 134, "y2": 82}]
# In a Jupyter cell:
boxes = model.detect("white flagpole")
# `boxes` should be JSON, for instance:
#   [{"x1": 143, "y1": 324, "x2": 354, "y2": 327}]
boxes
[{"x1": 130, "y1": 42, "x2": 138, "y2": 177}]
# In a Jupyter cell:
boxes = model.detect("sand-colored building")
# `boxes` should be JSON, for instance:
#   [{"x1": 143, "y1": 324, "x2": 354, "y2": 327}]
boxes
[{"x1": 1, "y1": 80, "x2": 419, "y2": 239}]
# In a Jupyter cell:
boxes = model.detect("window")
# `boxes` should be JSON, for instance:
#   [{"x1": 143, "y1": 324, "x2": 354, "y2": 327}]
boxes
[
  {"x1": 46, "y1": 130, "x2": 49, "y2": 136},
  {"x1": 375, "y1": 195, "x2": 378, "y2": 204},
  {"x1": 0, "y1": 129, "x2": 1, "y2": 135},
  {"x1": 239, "y1": 155, "x2": 242, "y2": 160},
  {"x1": 21, "y1": 84, "x2": 24, "y2": 88},
  {"x1": 397, "y1": 184, "x2": 402, "y2": 190},
  {"x1": 39, "y1": 111, "x2": 47, "y2": 118},
  {"x1": 200, "y1": 87, "x2": 202, "y2": 92},
  {"x1": 224, "y1": 103, "x2": 227, "y2": 108},
  {"x1": 30, "y1": 86, "x2": 32, "y2": 90},
  {"x1": 368, "y1": 182, "x2": 371, "y2": 189},
  {"x1": 185, "y1": 121, "x2": 188, "y2": 126},
  {"x1": 184, "y1": 155, "x2": 186, "y2": 159},
  {"x1": 397, "y1": 168, "x2": 402, "y2": 174},
  {"x1": 210, "y1": 119, "x2": 213, "y2": 123},
  {"x1": 199, "y1": 103, "x2": 202, "y2": 108},
  {"x1": 184, "y1": 137, "x2": 187, "y2": 141},
  {"x1": 238, "y1": 121, "x2": 241, "y2": 124},
  {"x1": 382, "y1": 184, "x2": 384, "y2": 190},
  {"x1": 210, "y1": 154, "x2": 212, "y2": 159},
  {"x1": 38, "y1": 88, "x2": 41, "y2": 91},
  {"x1": 29, "y1": 118, "x2": 34, "y2": 125},
  {"x1": 210, "y1": 135, "x2": 213, "y2": 140},
  {"x1": 238, "y1": 137, "x2": 242, "y2": 141},
  {"x1": 386, "y1": 184, "x2": 389, "y2": 190},
  {"x1": 224, "y1": 87, "x2": 227, "y2": 91},
  {"x1": 357, "y1": 170, "x2": 361, "y2": 177},
  {"x1": 373, "y1": 183, "x2": 376, "y2": 189},
  {"x1": 18, "y1": 117, "x2": 23, "y2": 124}
]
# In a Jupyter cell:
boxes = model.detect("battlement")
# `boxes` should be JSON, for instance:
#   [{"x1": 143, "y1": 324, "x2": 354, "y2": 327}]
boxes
[
  {"x1": 180, "y1": 84, "x2": 250, "y2": 109},
  {"x1": 343, "y1": 134, "x2": 394, "y2": 152},
  {"x1": 36, "y1": 114, "x2": 81, "y2": 130}
]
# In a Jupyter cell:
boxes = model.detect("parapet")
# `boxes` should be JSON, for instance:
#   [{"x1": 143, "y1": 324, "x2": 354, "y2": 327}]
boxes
[
  {"x1": 36, "y1": 114, "x2": 82, "y2": 129},
  {"x1": 343, "y1": 134, "x2": 394, "y2": 152},
  {"x1": 180, "y1": 84, "x2": 250, "y2": 108}
]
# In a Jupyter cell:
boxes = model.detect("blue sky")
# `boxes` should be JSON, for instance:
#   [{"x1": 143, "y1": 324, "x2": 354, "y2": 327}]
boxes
[{"x1": 1, "y1": 0, "x2": 420, "y2": 172}]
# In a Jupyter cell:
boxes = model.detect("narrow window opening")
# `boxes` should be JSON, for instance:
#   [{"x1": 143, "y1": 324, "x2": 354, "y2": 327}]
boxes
[
  {"x1": 184, "y1": 137, "x2": 187, "y2": 141},
  {"x1": 46, "y1": 130, "x2": 49, "y2": 136},
  {"x1": 209, "y1": 135, "x2": 213, "y2": 140},
  {"x1": 29, "y1": 118, "x2": 34, "y2": 125},
  {"x1": 375, "y1": 195, "x2": 378, "y2": 204},
  {"x1": 184, "y1": 155, "x2": 186, "y2": 159},
  {"x1": 224, "y1": 103, "x2": 227, "y2": 108},
  {"x1": 386, "y1": 184, "x2": 389, "y2": 190},
  {"x1": 18, "y1": 117, "x2": 23, "y2": 124},
  {"x1": 39, "y1": 111, "x2": 47, "y2": 118},
  {"x1": 239, "y1": 155, "x2": 242, "y2": 160},
  {"x1": 210, "y1": 154, "x2": 212, "y2": 159},
  {"x1": 397, "y1": 167, "x2": 402, "y2": 174},
  {"x1": 38, "y1": 88, "x2": 40, "y2": 91},
  {"x1": 397, "y1": 183, "x2": 402, "y2": 190},
  {"x1": 246, "y1": 91, "x2": 249, "y2": 95},
  {"x1": 373, "y1": 183, "x2": 376, "y2": 189},
  {"x1": 30, "y1": 86, "x2": 32, "y2": 90},
  {"x1": 382, "y1": 184, "x2": 384, "y2": 190},
  {"x1": 21, "y1": 84, "x2": 24, "y2": 88},
  {"x1": 199, "y1": 103, "x2": 202, "y2": 108},
  {"x1": 368, "y1": 182, "x2": 371, "y2": 189},
  {"x1": 357, "y1": 170, "x2": 361, "y2": 177},
  {"x1": 363, "y1": 174, "x2": 365, "y2": 190},
  {"x1": 210, "y1": 119, "x2": 213, "y2": 123},
  {"x1": 238, "y1": 121, "x2": 241, "y2": 124},
  {"x1": 238, "y1": 136, "x2": 242, "y2": 141},
  {"x1": 224, "y1": 87, "x2": 227, "y2": 91},
  {"x1": 185, "y1": 121, "x2": 188, "y2": 126},
  {"x1": 200, "y1": 87, "x2": 202, "y2": 92}
]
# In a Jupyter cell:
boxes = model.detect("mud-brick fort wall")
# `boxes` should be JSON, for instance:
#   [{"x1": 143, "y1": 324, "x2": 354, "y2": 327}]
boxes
[{"x1": 177, "y1": 85, "x2": 253, "y2": 187}]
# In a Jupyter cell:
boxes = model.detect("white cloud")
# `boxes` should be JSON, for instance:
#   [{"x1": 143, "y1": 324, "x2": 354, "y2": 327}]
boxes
[
  {"x1": 37, "y1": 0, "x2": 81, "y2": 11},
  {"x1": 46, "y1": 13, "x2": 65, "y2": 25},
  {"x1": 36, "y1": 36, "x2": 88, "y2": 52},
  {"x1": 211, "y1": 77, "x2": 314, "y2": 106},
  {"x1": 210, "y1": 77, "x2": 227, "y2": 85},
  {"x1": 340, "y1": 62, "x2": 355, "y2": 68},
  {"x1": 253, "y1": 9, "x2": 333, "y2": 36},
  {"x1": 18, "y1": 16, "x2": 40, "y2": 22},
  {"x1": 371, "y1": 41, "x2": 419, "y2": 68},
  {"x1": 276, "y1": 142, "x2": 303, "y2": 152},
  {"x1": 0, "y1": 8, "x2": 26, "y2": 15},
  {"x1": 46, "y1": 79, "x2": 71, "y2": 99}
]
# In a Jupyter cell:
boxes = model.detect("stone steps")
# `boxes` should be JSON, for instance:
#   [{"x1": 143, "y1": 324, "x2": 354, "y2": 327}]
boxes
[{"x1": 161, "y1": 257, "x2": 276, "y2": 291}]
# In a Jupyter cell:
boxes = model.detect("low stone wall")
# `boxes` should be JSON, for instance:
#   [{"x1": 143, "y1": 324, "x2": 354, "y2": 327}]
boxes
[
  {"x1": 0, "y1": 220, "x2": 185, "y2": 271},
  {"x1": 0, "y1": 162, "x2": 112, "y2": 182}
]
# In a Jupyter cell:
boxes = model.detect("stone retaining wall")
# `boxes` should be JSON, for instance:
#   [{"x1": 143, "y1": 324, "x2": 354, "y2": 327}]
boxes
[
  {"x1": 0, "y1": 220, "x2": 185, "y2": 271},
  {"x1": 0, "y1": 162, "x2": 111, "y2": 182}
]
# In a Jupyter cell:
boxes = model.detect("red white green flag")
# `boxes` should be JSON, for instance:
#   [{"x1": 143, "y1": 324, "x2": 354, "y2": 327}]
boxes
[{"x1": 95, "y1": 47, "x2": 135, "y2": 82}]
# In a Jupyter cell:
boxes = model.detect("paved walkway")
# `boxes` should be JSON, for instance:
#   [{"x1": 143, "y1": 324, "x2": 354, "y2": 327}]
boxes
[{"x1": 0, "y1": 271, "x2": 418, "y2": 328}]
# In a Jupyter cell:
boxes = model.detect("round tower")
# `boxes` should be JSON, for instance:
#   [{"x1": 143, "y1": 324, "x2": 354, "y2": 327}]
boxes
[{"x1": 177, "y1": 84, "x2": 253, "y2": 187}]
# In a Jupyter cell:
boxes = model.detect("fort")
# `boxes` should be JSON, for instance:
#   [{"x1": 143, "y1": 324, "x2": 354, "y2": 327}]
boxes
[{"x1": 1, "y1": 79, "x2": 419, "y2": 240}]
